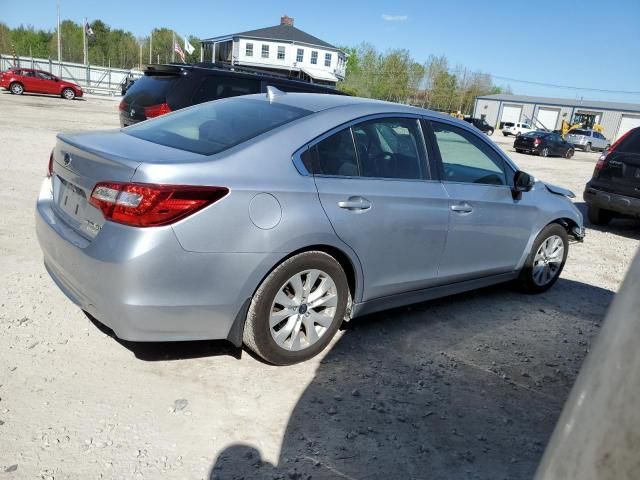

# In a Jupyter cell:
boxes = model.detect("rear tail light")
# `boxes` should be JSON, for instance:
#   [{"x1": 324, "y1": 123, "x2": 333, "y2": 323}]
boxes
[
  {"x1": 118, "y1": 100, "x2": 127, "y2": 111},
  {"x1": 533, "y1": 138, "x2": 541, "y2": 147},
  {"x1": 594, "y1": 154, "x2": 608, "y2": 171},
  {"x1": 593, "y1": 130, "x2": 632, "y2": 174},
  {"x1": 89, "y1": 182, "x2": 228, "y2": 227},
  {"x1": 47, "y1": 150, "x2": 54, "y2": 177},
  {"x1": 144, "y1": 102, "x2": 172, "y2": 118}
]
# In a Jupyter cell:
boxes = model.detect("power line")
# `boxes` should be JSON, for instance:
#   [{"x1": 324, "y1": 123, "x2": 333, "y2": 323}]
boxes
[{"x1": 486, "y1": 74, "x2": 640, "y2": 96}]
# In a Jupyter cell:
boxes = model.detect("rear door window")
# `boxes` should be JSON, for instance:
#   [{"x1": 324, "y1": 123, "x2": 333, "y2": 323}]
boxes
[
  {"x1": 310, "y1": 129, "x2": 359, "y2": 176},
  {"x1": 125, "y1": 97, "x2": 311, "y2": 156},
  {"x1": 352, "y1": 118, "x2": 427, "y2": 179},
  {"x1": 193, "y1": 76, "x2": 260, "y2": 103}
]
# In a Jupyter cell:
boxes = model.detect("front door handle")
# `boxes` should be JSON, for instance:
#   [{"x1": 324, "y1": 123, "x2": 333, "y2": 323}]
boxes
[
  {"x1": 451, "y1": 202, "x2": 473, "y2": 214},
  {"x1": 338, "y1": 196, "x2": 371, "y2": 211}
]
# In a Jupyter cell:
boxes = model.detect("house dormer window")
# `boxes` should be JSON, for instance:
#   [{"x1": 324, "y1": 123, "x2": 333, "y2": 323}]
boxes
[
  {"x1": 261, "y1": 45, "x2": 270, "y2": 58},
  {"x1": 311, "y1": 51, "x2": 318, "y2": 65},
  {"x1": 246, "y1": 43, "x2": 253, "y2": 57},
  {"x1": 324, "y1": 53, "x2": 332, "y2": 67},
  {"x1": 296, "y1": 48, "x2": 304, "y2": 63},
  {"x1": 277, "y1": 46, "x2": 285, "y2": 60}
]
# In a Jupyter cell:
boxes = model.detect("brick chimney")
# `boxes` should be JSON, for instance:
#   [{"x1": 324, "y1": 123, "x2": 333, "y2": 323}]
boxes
[{"x1": 280, "y1": 15, "x2": 294, "y2": 26}]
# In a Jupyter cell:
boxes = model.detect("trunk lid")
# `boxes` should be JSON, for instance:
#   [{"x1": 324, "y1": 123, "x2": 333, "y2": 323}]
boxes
[
  {"x1": 596, "y1": 150, "x2": 640, "y2": 199},
  {"x1": 51, "y1": 130, "x2": 196, "y2": 240}
]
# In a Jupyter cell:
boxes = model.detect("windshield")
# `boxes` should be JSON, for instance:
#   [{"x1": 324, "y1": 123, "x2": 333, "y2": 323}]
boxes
[{"x1": 125, "y1": 98, "x2": 312, "y2": 155}]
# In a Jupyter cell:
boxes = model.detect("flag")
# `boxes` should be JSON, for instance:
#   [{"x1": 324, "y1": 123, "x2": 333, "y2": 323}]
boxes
[
  {"x1": 174, "y1": 41, "x2": 185, "y2": 63},
  {"x1": 184, "y1": 36, "x2": 195, "y2": 55},
  {"x1": 85, "y1": 22, "x2": 96, "y2": 41}
]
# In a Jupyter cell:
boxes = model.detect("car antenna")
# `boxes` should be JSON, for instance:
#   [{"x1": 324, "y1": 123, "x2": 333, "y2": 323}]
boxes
[{"x1": 266, "y1": 85, "x2": 286, "y2": 103}]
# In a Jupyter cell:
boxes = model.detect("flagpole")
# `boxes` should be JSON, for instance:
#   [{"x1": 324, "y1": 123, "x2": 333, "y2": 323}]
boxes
[
  {"x1": 149, "y1": 31, "x2": 152, "y2": 64},
  {"x1": 171, "y1": 31, "x2": 175, "y2": 63},
  {"x1": 56, "y1": 0, "x2": 61, "y2": 68},
  {"x1": 82, "y1": 17, "x2": 87, "y2": 65}
]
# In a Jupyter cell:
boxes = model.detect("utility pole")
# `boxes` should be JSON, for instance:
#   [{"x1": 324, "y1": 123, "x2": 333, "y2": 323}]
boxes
[
  {"x1": 149, "y1": 32, "x2": 153, "y2": 64},
  {"x1": 82, "y1": 17, "x2": 87, "y2": 65},
  {"x1": 139, "y1": 42, "x2": 142, "y2": 69}
]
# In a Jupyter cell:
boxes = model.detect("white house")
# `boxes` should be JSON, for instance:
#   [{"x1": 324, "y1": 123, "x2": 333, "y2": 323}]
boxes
[{"x1": 200, "y1": 16, "x2": 346, "y2": 86}]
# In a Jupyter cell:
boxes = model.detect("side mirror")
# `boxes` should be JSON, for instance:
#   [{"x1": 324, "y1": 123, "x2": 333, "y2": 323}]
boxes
[{"x1": 512, "y1": 170, "x2": 535, "y2": 199}]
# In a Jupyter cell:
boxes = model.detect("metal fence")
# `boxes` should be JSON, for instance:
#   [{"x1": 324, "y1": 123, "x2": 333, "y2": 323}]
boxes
[{"x1": 0, "y1": 54, "x2": 131, "y2": 96}]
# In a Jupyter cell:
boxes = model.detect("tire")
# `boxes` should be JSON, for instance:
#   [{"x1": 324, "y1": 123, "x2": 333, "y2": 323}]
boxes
[
  {"x1": 516, "y1": 223, "x2": 569, "y2": 294},
  {"x1": 515, "y1": 148, "x2": 522, "y2": 153},
  {"x1": 585, "y1": 142, "x2": 592, "y2": 153},
  {"x1": 541, "y1": 147, "x2": 550, "y2": 157},
  {"x1": 243, "y1": 251, "x2": 349, "y2": 365},
  {"x1": 587, "y1": 205, "x2": 613, "y2": 226},
  {"x1": 565, "y1": 148, "x2": 574, "y2": 159},
  {"x1": 10, "y1": 82, "x2": 24, "y2": 95},
  {"x1": 487, "y1": 129, "x2": 494, "y2": 136},
  {"x1": 61, "y1": 88, "x2": 75, "y2": 100}
]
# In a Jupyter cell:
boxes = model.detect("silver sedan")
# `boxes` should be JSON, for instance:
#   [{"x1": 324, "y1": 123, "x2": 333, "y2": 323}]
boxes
[{"x1": 36, "y1": 91, "x2": 585, "y2": 364}]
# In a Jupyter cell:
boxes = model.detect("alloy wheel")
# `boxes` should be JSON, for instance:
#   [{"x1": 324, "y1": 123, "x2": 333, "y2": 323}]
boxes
[
  {"x1": 269, "y1": 269, "x2": 338, "y2": 351},
  {"x1": 532, "y1": 235, "x2": 564, "y2": 286},
  {"x1": 10, "y1": 83, "x2": 23, "y2": 95},
  {"x1": 63, "y1": 88, "x2": 75, "y2": 100},
  {"x1": 541, "y1": 147, "x2": 549, "y2": 157}
]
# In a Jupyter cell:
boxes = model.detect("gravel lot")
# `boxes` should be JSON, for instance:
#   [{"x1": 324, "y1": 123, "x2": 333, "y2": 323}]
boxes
[{"x1": 0, "y1": 92, "x2": 638, "y2": 480}]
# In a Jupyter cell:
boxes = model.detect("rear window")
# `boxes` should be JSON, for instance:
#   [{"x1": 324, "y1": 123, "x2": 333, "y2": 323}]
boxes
[
  {"x1": 568, "y1": 129, "x2": 589, "y2": 136},
  {"x1": 124, "y1": 75, "x2": 182, "y2": 105},
  {"x1": 523, "y1": 131, "x2": 546, "y2": 137},
  {"x1": 125, "y1": 97, "x2": 311, "y2": 155},
  {"x1": 503, "y1": 122, "x2": 514, "y2": 127},
  {"x1": 616, "y1": 128, "x2": 640, "y2": 153}
]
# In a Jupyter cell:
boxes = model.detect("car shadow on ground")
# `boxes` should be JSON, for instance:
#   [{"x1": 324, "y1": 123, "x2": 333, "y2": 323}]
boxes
[
  {"x1": 85, "y1": 313, "x2": 242, "y2": 361},
  {"x1": 0, "y1": 91, "x2": 86, "y2": 101},
  {"x1": 574, "y1": 201, "x2": 640, "y2": 241},
  {"x1": 208, "y1": 277, "x2": 613, "y2": 480}
]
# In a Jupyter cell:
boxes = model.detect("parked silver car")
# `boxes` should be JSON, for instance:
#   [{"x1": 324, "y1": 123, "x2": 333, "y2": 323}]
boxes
[
  {"x1": 36, "y1": 92, "x2": 585, "y2": 364},
  {"x1": 565, "y1": 129, "x2": 610, "y2": 152}
]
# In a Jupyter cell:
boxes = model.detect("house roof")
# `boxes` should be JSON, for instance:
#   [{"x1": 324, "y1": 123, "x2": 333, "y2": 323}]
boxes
[
  {"x1": 203, "y1": 24, "x2": 338, "y2": 50},
  {"x1": 477, "y1": 94, "x2": 640, "y2": 113}
]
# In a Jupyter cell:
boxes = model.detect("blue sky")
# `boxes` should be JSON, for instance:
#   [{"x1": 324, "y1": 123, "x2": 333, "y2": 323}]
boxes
[{"x1": 3, "y1": 0, "x2": 640, "y2": 103}]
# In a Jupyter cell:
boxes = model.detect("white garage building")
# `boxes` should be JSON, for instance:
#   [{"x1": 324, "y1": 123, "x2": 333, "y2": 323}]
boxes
[{"x1": 473, "y1": 94, "x2": 640, "y2": 141}]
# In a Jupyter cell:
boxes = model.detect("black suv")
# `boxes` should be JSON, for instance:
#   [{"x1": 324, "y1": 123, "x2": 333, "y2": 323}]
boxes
[
  {"x1": 119, "y1": 63, "x2": 344, "y2": 127},
  {"x1": 463, "y1": 117, "x2": 494, "y2": 135},
  {"x1": 584, "y1": 126, "x2": 640, "y2": 225}
]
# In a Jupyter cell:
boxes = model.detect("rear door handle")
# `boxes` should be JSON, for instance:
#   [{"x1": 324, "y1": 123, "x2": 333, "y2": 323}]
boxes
[
  {"x1": 451, "y1": 202, "x2": 473, "y2": 214},
  {"x1": 338, "y1": 196, "x2": 371, "y2": 211}
]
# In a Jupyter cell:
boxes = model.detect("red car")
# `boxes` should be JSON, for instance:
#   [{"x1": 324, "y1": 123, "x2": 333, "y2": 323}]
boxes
[{"x1": 0, "y1": 68, "x2": 83, "y2": 100}]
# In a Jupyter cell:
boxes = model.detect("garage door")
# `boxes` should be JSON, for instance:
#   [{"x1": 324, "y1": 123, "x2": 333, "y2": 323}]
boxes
[
  {"x1": 536, "y1": 107, "x2": 560, "y2": 131},
  {"x1": 616, "y1": 115, "x2": 640, "y2": 140},
  {"x1": 501, "y1": 104, "x2": 522, "y2": 124}
]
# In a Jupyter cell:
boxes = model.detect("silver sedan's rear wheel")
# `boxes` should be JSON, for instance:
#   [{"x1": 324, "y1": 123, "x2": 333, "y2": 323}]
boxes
[
  {"x1": 516, "y1": 223, "x2": 569, "y2": 293},
  {"x1": 269, "y1": 269, "x2": 337, "y2": 351},
  {"x1": 243, "y1": 251, "x2": 349, "y2": 365}
]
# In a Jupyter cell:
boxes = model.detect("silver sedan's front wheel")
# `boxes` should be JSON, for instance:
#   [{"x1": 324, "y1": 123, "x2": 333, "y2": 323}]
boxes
[
  {"x1": 243, "y1": 251, "x2": 349, "y2": 365},
  {"x1": 517, "y1": 224, "x2": 569, "y2": 293},
  {"x1": 270, "y1": 269, "x2": 337, "y2": 351},
  {"x1": 532, "y1": 235, "x2": 564, "y2": 286}
]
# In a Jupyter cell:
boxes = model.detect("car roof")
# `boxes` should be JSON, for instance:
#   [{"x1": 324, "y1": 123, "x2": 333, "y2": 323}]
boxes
[{"x1": 240, "y1": 91, "x2": 452, "y2": 118}]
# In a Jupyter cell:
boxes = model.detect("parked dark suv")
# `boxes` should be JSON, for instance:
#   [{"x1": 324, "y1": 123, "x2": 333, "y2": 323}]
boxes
[
  {"x1": 584, "y1": 127, "x2": 640, "y2": 225},
  {"x1": 464, "y1": 117, "x2": 494, "y2": 135},
  {"x1": 119, "y1": 63, "x2": 345, "y2": 127}
]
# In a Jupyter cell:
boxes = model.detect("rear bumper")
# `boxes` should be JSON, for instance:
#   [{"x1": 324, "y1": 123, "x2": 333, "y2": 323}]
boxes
[
  {"x1": 584, "y1": 185, "x2": 640, "y2": 217},
  {"x1": 36, "y1": 178, "x2": 274, "y2": 342},
  {"x1": 514, "y1": 144, "x2": 540, "y2": 154}
]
